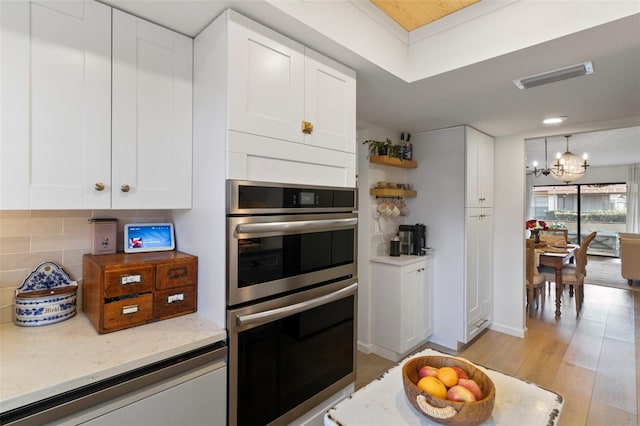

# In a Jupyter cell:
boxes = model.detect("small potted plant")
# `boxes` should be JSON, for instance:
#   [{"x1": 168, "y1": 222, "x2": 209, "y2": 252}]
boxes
[{"x1": 362, "y1": 138, "x2": 394, "y2": 157}]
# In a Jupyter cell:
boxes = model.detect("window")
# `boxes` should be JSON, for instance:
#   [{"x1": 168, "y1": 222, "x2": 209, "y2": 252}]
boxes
[{"x1": 531, "y1": 183, "x2": 626, "y2": 257}]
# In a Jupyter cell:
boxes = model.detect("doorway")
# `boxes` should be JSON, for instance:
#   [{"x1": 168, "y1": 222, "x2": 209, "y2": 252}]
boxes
[{"x1": 531, "y1": 183, "x2": 627, "y2": 257}]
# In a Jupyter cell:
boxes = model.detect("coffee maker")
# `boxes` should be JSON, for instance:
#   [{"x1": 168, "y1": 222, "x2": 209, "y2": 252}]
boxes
[{"x1": 398, "y1": 224, "x2": 427, "y2": 255}]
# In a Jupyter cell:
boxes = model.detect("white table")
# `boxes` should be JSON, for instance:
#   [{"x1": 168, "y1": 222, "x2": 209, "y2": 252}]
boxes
[{"x1": 325, "y1": 349, "x2": 563, "y2": 426}]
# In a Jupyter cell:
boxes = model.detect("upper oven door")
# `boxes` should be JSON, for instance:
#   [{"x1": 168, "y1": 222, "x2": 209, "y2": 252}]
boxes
[{"x1": 227, "y1": 212, "x2": 357, "y2": 306}]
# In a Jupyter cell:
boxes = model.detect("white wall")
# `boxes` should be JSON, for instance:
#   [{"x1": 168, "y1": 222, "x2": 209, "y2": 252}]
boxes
[
  {"x1": 491, "y1": 136, "x2": 527, "y2": 338},
  {"x1": 355, "y1": 123, "x2": 409, "y2": 353}
]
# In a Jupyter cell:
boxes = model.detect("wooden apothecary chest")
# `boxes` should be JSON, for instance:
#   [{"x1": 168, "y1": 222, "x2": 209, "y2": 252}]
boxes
[{"x1": 83, "y1": 251, "x2": 197, "y2": 334}]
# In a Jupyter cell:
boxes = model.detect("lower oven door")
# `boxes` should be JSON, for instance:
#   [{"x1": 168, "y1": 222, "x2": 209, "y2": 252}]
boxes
[{"x1": 227, "y1": 278, "x2": 357, "y2": 426}]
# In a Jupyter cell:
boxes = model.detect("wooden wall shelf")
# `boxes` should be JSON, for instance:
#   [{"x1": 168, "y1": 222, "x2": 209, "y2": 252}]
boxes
[
  {"x1": 370, "y1": 188, "x2": 417, "y2": 198},
  {"x1": 369, "y1": 156, "x2": 417, "y2": 168}
]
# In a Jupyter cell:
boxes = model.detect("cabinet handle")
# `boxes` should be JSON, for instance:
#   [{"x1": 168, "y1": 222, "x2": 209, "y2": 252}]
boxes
[
  {"x1": 474, "y1": 318, "x2": 488, "y2": 329},
  {"x1": 122, "y1": 304, "x2": 139, "y2": 315},
  {"x1": 301, "y1": 120, "x2": 313, "y2": 134},
  {"x1": 120, "y1": 184, "x2": 130, "y2": 193},
  {"x1": 94, "y1": 182, "x2": 105, "y2": 191}
]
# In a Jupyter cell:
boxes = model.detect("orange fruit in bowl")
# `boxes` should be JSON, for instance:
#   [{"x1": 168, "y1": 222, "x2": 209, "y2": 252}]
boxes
[
  {"x1": 437, "y1": 366, "x2": 459, "y2": 387},
  {"x1": 417, "y1": 376, "x2": 447, "y2": 399}
]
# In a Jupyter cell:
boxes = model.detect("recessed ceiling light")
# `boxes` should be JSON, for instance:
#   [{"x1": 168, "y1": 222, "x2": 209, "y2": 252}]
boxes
[{"x1": 542, "y1": 116, "x2": 568, "y2": 125}]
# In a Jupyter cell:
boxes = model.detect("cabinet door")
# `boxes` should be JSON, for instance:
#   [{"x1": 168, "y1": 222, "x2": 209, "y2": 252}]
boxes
[
  {"x1": 466, "y1": 127, "x2": 494, "y2": 207},
  {"x1": 419, "y1": 258, "x2": 435, "y2": 340},
  {"x1": 83, "y1": 366, "x2": 227, "y2": 426},
  {"x1": 304, "y1": 48, "x2": 356, "y2": 153},
  {"x1": 227, "y1": 12, "x2": 305, "y2": 144},
  {"x1": 465, "y1": 208, "x2": 492, "y2": 342},
  {"x1": 1, "y1": 0, "x2": 111, "y2": 209},
  {"x1": 401, "y1": 263, "x2": 420, "y2": 353},
  {"x1": 112, "y1": 10, "x2": 193, "y2": 209}
]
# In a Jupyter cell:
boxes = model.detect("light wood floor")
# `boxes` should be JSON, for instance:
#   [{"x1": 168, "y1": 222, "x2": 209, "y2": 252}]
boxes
[{"x1": 356, "y1": 283, "x2": 639, "y2": 425}]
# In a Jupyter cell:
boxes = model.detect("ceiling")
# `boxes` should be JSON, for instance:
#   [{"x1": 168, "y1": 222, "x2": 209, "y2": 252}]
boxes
[
  {"x1": 370, "y1": 0, "x2": 480, "y2": 31},
  {"x1": 97, "y1": 1, "x2": 640, "y2": 166}
]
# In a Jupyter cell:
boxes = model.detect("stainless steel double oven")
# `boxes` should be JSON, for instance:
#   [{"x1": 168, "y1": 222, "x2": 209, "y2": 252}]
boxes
[{"x1": 226, "y1": 180, "x2": 358, "y2": 426}]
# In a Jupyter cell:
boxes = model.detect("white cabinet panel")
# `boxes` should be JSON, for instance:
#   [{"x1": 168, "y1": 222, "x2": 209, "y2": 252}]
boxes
[
  {"x1": 465, "y1": 208, "x2": 493, "y2": 342},
  {"x1": 112, "y1": 10, "x2": 193, "y2": 209},
  {"x1": 82, "y1": 366, "x2": 227, "y2": 426},
  {"x1": 1, "y1": 0, "x2": 111, "y2": 209},
  {"x1": 466, "y1": 127, "x2": 494, "y2": 207},
  {"x1": 304, "y1": 49, "x2": 356, "y2": 153},
  {"x1": 228, "y1": 14, "x2": 304, "y2": 144}
]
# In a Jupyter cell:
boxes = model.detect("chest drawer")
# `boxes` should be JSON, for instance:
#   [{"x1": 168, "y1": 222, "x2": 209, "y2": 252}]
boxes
[
  {"x1": 103, "y1": 293, "x2": 154, "y2": 332},
  {"x1": 155, "y1": 285, "x2": 197, "y2": 320},
  {"x1": 156, "y1": 257, "x2": 197, "y2": 290},
  {"x1": 104, "y1": 264, "x2": 154, "y2": 298}
]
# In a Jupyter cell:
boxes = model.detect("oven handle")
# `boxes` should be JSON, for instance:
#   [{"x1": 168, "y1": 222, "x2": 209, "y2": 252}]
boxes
[
  {"x1": 235, "y1": 217, "x2": 357, "y2": 236},
  {"x1": 236, "y1": 282, "x2": 357, "y2": 327}
]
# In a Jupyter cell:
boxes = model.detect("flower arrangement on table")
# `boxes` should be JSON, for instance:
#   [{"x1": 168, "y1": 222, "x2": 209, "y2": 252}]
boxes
[{"x1": 526, "y1": 219, "x2": 548, "y2": 243}]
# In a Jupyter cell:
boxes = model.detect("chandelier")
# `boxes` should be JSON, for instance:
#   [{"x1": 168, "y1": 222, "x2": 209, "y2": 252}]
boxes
[{"x1": 530, "y1": 135, "x2": 589, "y2": 184}]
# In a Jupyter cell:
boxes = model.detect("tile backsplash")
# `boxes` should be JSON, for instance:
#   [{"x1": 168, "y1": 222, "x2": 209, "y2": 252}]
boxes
[{"x1": 0, "y1": 210, "x2": 170, "y2": 324}]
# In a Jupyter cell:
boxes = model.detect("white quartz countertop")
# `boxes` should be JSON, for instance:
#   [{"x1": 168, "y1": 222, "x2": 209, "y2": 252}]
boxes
[
  {"x1": 0, "y1": 312, "x2": 226, "y2": 413},
  {"x1": 370, "y1": 254, "x2": 434, "y2": 266}
]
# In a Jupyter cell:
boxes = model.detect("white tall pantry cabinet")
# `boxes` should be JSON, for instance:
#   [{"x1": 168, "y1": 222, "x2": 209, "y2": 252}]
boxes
[
  {"x1": 0, "y1": 0, "x2": 192, "y2": 210},
  {"x1": 413, "y1": 126, "x2": 494, "y2": 350}
]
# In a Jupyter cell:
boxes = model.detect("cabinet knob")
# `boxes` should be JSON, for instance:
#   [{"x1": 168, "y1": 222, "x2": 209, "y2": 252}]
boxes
[
  {"x1": 301, "y1": 120, "x2": 313, "y2": 134},
  {"x1": 120, "y1": 184, "x2": 130, "y2": 193},
  {"x1": 94, "y1": 182, "x2": 105, "y2": 191}
]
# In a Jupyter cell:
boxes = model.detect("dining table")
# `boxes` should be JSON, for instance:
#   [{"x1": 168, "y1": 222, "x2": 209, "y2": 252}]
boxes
[{"x1": 537, "y1": 244, "x2": 578, "y2": 317}]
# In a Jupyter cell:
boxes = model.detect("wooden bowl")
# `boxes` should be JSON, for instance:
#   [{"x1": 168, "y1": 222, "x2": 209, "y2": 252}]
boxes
[{"x1": 402, "y1": 355, "x2": 495, "y2": 425}]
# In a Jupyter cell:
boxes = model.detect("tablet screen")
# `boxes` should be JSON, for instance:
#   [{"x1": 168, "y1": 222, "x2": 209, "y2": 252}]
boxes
[{"x1": 124, "y1": 223, "x2": 175, "y2": 253}]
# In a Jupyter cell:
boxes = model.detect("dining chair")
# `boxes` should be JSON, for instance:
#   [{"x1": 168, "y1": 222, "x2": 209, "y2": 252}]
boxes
[
  {"x1": 542, "y1": 232, "x2": 597, "y2": 315},
  {"x1": 525, "y1": 239, "x2": 546, "y2": 317},
  {"x1": 541, "y1": 228, "x2": 569, "y2": 242}
]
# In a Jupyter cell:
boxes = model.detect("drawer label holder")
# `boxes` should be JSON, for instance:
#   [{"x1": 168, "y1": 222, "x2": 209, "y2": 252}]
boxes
[{"x1": 120, "y1": 274, "x2": 142, "y2": 285}]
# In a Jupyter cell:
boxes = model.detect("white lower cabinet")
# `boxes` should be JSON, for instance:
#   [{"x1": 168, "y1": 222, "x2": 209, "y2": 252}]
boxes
[
  {"x1": 371, "y1": 256, "x2": 434, "y2": 362},
  {"x1": 80, "y1": 366, "x2": 226, "y2": 426}
]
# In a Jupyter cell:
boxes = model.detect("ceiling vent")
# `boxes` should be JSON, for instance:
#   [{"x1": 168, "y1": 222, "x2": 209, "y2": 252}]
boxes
[{"x1": 514, "y1": 61, "x2": 594, "y2": 90}]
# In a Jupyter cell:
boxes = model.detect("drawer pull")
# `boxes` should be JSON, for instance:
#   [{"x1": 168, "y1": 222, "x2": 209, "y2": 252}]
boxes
[
  {"x1": 474, "y1": 318, "x2": 488, "y2": 328},
  {"x1": 122, "y1": 304, "x2": 139, "y2": 315},
  {"x1": 120, "y1": 274, "x2": 142, "y2": 285},
  {"x1": 167, "y1": 267, "x2": 188, "y2": 280},
  {"x1": 167, "y1": 293, "x2": 185, "y2": 304}
]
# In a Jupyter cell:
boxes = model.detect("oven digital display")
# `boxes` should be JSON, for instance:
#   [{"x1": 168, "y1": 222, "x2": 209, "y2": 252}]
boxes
[{"x1": 299, "y1": 191, "x2": 315, "y2": 206}]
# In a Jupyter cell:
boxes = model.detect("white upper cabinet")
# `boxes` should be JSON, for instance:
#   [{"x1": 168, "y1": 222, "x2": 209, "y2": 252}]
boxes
[
  {"x1": 0, "y1": 2, "x2": 192, "y2": 210},
  {"x1": 465, "y1": 127, "x2": 494, "y2": 207},
  {"x1": 112, "y1": 10, "x2": 193, "y2": 209},
  {"x1": 226, "y1": 11, "x2": 356, "y2": 154},
  {"x1": 1, "y1": 0, "x2": 112, "y2": 209}
]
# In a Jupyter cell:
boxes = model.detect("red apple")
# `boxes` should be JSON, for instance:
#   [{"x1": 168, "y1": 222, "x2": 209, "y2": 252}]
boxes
[
  {"x1": 417, "y1": 365, "x2": 439, "y2": 379},
  {"x1": 446, "y1": 385, "x2": 477, "y2": 402},
  {"x1": 450, "y1": 366, "x2": 469, "y2": 379},
  {"x1": 458, "y1": 378, "x2": 483, "y2": 400}
]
